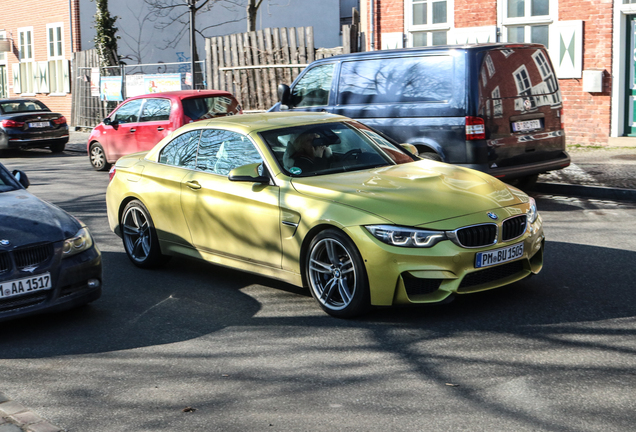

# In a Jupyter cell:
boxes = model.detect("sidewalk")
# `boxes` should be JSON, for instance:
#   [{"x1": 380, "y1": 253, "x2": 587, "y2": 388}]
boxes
[{"x1": 67, "y1": 131, "x2": 636, "y2": 201}]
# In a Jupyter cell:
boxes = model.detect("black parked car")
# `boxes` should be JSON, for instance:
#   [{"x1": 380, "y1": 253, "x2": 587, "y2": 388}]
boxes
[
  {"x1": 272, "y1": 43, "x2": 570, "y2": 185},
  {"x1": 0, "y1": 162, "x2": 102, "y2": 322},
  {"x1": 0, "y1": 99, "x2": 69, "y2": 153}
]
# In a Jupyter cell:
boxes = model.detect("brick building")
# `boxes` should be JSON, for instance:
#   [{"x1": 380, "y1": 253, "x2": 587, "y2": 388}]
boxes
[
  {"x1": 359, "y1": 0, "x2": 636, "y2": 146},
  {"x1": 0, "y1": 0, "x2": 81, "y2": 120}
]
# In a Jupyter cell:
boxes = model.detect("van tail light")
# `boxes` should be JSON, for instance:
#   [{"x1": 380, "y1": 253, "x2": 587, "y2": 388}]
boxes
[
  {"x1": 108, "y1": 166, "x2": 116, "y2": 182},
  {"x1": 558, "y1": 109, "x2": 564, "y2": 130},
  {"x1": 466, "y1": 116, "x2": 486, "y2": 140},
  {"x1": 53, "y1": 116, "x2": 67, "y2": 125},
  {"x1": 1, "y1": 119, "x2": 25, "y2": 128}
]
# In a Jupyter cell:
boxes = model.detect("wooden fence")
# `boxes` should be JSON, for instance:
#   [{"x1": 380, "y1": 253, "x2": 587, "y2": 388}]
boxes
[{"x1": 205, "y1": 26, "x2": 358, "y2": 111}]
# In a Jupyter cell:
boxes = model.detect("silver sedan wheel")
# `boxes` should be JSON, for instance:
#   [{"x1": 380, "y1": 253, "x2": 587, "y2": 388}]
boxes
[
  {"x1": 122, "y1": 205, "x2": 152, "y2": 263},
  {"x1": 308, "y1": 237, "x2": 357, "y2": 311}
]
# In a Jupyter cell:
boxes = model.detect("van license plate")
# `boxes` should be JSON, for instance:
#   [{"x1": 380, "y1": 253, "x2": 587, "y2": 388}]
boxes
[
  {"x1": 475, "y1": 242, "x2": 524, "y2": 268},
  {"x1": 512, "y1": 119, "x2": 542, "y2": 132}
]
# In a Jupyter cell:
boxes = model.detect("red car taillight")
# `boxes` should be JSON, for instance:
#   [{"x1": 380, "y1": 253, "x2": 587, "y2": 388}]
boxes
[
  {"x1": 53, "y1": 116, "x2": 67, "y2": 125},
  {"x1": 1, "y1": 119, "x2": 25, "y2": 128},
  {"x1": 109, "y1": 166, "x2": 116, "y2": 182},
  {"x1": 466, "y1": 116, "x2": 486, "y2": 140}
]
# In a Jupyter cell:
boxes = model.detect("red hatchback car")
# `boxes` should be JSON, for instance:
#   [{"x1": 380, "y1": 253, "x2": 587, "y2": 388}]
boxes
[{"x1": 87, "y1": 90, "x2": 242, "y2": 170}]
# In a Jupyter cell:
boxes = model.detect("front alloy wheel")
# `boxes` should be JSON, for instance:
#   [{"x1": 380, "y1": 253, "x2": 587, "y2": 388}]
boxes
[
  {"x1": 121, "y1": 200, "x2": 167, "y2": 268},
  {"x1": 306, "y1": 229, "x2": 370, "y2": 318},
  {"x1": 90, "y1": 142, "x2": 111, "y2": 171}
]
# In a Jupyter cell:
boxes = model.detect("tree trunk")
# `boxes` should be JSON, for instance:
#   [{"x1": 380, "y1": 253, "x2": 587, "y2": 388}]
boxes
[{"x1": 246, "y1": 0, "x2": 261, "y2": 32}]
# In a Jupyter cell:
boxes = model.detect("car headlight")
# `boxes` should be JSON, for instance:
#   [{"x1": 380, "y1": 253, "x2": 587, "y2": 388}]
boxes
[
  {"x1": 63, "y1": 227, "x2": 94, "y2": 258},
  {"x1": 366, "y1": 225, "x2": 447, "y2": 248},
  {"x1": 527, "y1": 197, "x2": 538, "y2": 224}
]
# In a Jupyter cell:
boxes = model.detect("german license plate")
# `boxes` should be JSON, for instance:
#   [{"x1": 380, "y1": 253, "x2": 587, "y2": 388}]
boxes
[
  {"x1": 475, "y1": 242, "x2": 524, "y2": 268},
  {"x1": 29, "y1": 121, "x2": 49, "y2": 128},
  {"x1": 0, "y1": 273, "x2": 52, "y2": 299},
  {"x1": 511, "y1": 119, "x2": 542, "y2": 132}
]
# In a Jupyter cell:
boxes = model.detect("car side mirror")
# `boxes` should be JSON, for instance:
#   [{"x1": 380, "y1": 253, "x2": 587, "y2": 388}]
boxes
[
  {"x1": 228, "y1": 163, "x2": 270, "y2": 184},
  {"x1": 103, "y1": 117, "x2": 116, "y2": 126},
  {"x1": 12, "y1": 169, "x2": 30, "y2": 189},
  {"x1": 399, "y1": 143, "x2": 419, "y2": 156},
  {"x1": 277, "y1": 84, "x2": 291, "y2": 109}
]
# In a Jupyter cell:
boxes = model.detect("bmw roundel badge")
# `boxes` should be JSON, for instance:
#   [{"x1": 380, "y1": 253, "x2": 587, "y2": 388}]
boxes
[
  {"x1": 0, "y1": 239, "x2": 10, "y2": 246},
  {"x1": 487, "y1": 212, "x2": 498, "y2": 220}
]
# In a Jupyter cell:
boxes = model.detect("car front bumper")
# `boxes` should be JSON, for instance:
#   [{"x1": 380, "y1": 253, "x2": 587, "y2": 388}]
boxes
[
  {"x1": 0, "y1": 243, "x2": 102, "y2": 322},
  {"x1": 346, "y1": 215, "x2": 544, "y2": 306}
]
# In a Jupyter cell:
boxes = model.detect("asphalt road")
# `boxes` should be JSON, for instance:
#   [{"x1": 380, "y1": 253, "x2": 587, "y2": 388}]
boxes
[{"x1": 1, "y1": 148, "x2": 635, "y2": 432}]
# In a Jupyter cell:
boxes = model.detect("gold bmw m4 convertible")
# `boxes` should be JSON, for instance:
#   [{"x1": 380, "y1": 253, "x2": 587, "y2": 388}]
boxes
[{"x1": 106, "y1": 112, "x2": 544, "y2": 318}]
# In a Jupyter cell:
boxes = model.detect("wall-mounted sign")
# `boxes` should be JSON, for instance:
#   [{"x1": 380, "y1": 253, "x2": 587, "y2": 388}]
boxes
[{"x1": 100, "y1": 76, "x2": 123, "y2": 101}]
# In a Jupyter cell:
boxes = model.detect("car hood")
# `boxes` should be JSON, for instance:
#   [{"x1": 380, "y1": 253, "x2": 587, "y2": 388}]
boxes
[
  {"x1": 0, "y1": 190, "x2": 80, "y2": 247},
  {"x1": 290, "y1": 161, "x2": 527, "y2": 226}
]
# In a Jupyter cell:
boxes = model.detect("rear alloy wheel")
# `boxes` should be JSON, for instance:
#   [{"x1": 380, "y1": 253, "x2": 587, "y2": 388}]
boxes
[
  {"x1": 49, "y1": 142, "x2": 66, "y2": 153},
  {"x1": 306, "y1": 229, "x2": 370, "y2": 318},
  {"x1": 89, "y1": 142, "x2": 111, "y2": 171},
  {"x1": 121, "y1": 200, "x2": 168, "y2": 268}
]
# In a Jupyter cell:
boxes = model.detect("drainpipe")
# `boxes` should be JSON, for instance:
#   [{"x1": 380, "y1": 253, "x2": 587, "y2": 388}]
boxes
[
  {"x1": 369, "y1": 0, "x2": 375, "y2": 51},
  {"x1": 68, "y1": 0, "x2": 74, "y2": 52}
]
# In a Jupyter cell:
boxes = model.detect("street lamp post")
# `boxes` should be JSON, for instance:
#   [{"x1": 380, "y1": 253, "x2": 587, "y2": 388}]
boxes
[{"x1": 188, "y1": 0, "x2": 197, "y2": 88}]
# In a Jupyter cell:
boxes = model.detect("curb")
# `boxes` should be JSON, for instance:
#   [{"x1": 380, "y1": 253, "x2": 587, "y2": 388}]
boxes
[
  {"x1": 533, "y1": 182, "x2": 636, "y2": 202},
  {"x1": 0, "y1": 394, "x2": 63, "y2": 432}
]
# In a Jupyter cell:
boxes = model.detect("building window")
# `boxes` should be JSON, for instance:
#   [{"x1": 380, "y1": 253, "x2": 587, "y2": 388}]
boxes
[
  {"x1": 17, "y1": 27, "x2": 35, "y2": 94},
  {"x1": 405, "y1": 0, "x2": 453, "y2": 47},
  {"x1": 47, "y1": 23, "x2": 67, "y2": 93},
  {"x1": 502, "y1": 0, "x2": 557, "y2": 48}
]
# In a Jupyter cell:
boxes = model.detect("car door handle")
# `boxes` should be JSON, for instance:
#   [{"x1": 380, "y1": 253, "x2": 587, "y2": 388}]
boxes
[
  {"x1": 157, "y1": 127, "x2": 164, "y2": 131},
  {"x1": 129, "y1": 128, "x2": 136, "y2": 132},
  {"x1": 185, "y1": 180, "x2": 201, "y2": 190}
]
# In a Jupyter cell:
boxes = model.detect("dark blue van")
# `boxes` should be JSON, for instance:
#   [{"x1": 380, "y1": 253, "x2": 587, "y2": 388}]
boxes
[{"x1": 271, "y1": 43, "x2": 570, "y2": 183}]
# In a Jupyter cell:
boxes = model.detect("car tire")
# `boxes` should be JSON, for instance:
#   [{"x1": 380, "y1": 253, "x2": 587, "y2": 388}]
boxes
[
  {"x1": 305, "y1": 229, "x2": 371, "y2": 318},
  {"x1": 49, "y1": 142, "x2": 66, "y2": 153},
  {"x1": 514, "y1": 174, "x2": 539, "y2": 191},
  {"x1": 89, "y1": 142, "x2": 111, "y2": 171},
  {"x1": 121, "y1": 200, "x2": 169, "y2": 269}
]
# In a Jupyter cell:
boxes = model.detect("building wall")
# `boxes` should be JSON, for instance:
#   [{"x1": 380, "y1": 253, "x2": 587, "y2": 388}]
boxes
[
  {"x1": 454, "y1": 0, "x2": 497, "y2": 28},
  {"x1": 558, "y1": 1, "x2": 613, "y2": 146},
  {"x1": 0, "y1": 0, "x2": 80, "y2": 119},
  {"x1": 363, "y1": 0, "x2": 615, "y2": 146}
]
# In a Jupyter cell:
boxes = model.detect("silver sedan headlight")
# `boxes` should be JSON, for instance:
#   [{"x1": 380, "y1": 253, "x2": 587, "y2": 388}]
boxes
[
  {"x1": 62, "y1": 227, "x2": 94, "y2": 258},
  {"x1": 366, "y1": 225, "x2": 447, "y2": 248},
  {"x1": 527, "y1": 197, "x2": 538, "y2": 224}
]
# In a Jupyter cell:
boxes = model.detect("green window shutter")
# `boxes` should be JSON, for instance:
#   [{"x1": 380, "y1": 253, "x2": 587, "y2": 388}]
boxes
[
  {"x1": 32, "y1": 61, "x2": 39, "y2": 93},
  {"x1": 549, "y1": 20, "x2": 583, "y2": 79},
  {"x1": 39, "y1": 61, "x2": 50, "y2": 93},
  {"x1": 12, "y1": 63, "x2": 21, "y2": 94},
  {"x1": 62, "y1": 59, "x2": 70, "y2": 93}
]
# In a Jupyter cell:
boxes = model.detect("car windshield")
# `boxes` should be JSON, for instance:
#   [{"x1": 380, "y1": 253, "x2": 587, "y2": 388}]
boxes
[
  {"x1": 260, "y1": 121, "x2": 415, "y2": 177},
  {"x1": 0, "y1": 100, "x2": 50, "y2": 114},
  {"x1": 182, "y1": 96, "x2": 241, "y2": 120},
  {"x1": 0, "y1": 166, "x2": 18, "y2": 193}
]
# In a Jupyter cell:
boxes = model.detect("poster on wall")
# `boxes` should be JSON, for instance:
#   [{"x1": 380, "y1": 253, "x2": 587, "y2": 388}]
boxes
[
  {"x1": 100, "y1": 76, "x2": 123, "y2": 101},
  {"x1": 90, "y1": 68, "x2": 100, "y2": 97},
  {"x1": 125, "y1": 74, "x2": 145, "y2": 98},
  {"x1": 143, "y1": 74, "x2": 182, "y2": 94}
]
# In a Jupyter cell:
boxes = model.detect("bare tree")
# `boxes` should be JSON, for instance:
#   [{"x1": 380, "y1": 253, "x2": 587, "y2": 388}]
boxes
[
  {"x1": 143, "y1": 0, "x2": 258, "y2": 63},
  {"x1": 246, "y1": 0, "x2": 264, "y2": 32},
  {"x1": 118, "y1": 4, "x2": 155, "y2": 64}
]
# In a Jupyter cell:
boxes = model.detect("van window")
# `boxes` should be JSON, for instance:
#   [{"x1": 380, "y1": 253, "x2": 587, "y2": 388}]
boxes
[
  {"x1": 479, "y1": 48, "x2": 561, "y2": 110},
  {"x1": 290, "y1": 64, "x2": 335, "y2": 107},
  {"x1": 337, "y1": 56, "x2": 453, "y2": 105}
]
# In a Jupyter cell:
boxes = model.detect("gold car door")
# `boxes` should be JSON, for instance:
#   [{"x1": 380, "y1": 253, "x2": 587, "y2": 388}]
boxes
[{"x1": 180, "y1": 129, "x2": 282, "y2": 268}]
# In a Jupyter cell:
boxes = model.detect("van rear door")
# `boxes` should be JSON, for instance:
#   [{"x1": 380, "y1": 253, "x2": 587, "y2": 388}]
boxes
[{"x1": 479, "y1": 46, "x2": 567, "y2": 176}]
